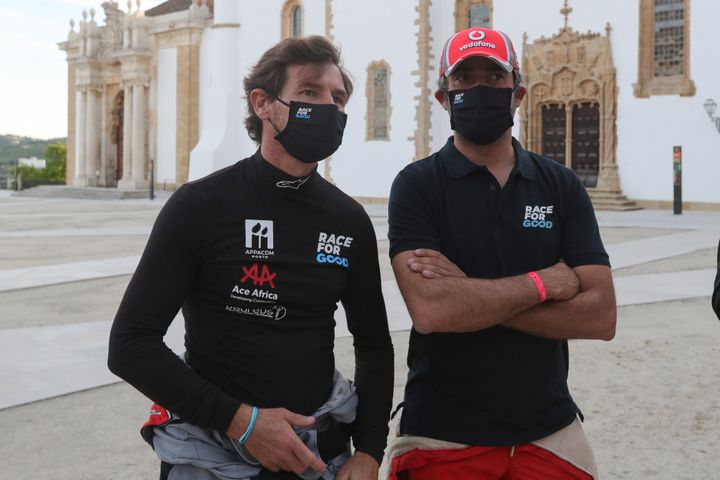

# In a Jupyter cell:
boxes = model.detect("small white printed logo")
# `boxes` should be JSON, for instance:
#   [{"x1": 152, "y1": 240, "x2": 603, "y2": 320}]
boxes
[
  {"x1": 316, "y1": 232, "x2": 353, "y2": 268},
  {"x1": 468, "y1": 30, "x2": 487, "y2": 41},
  {"x1": 523, "y1": 205, "x2": 554, "y2": 229},
  {"x1": 245, "y1": 220, "x2": 274, "y2": 258},
  {"x1": 296, "y1": 107, "x2": 312, "y2": 119}
]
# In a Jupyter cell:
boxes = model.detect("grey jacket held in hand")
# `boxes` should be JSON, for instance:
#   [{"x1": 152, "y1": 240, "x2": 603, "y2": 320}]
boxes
[{"x1": 151, "y1": 370, "x2": 358, "y2": 480}]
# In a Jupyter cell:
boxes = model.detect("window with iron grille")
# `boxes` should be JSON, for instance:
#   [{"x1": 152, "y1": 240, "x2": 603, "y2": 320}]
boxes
[
  {"x1": 292, "y1": 5, "x2": 303, "y2": 38},
  {"x1": 468, "y1": 4, "x2": 490, "y2": 28},
  {"x1": 653, "y1": 0, "x2": 684, "y2": 77},
  {"x1": 366, "y1": 63, "x2": 391, "y2": 141}
]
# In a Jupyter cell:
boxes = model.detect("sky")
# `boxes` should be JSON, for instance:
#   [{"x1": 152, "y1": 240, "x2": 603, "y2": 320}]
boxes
[{"x1": 0, "y1": 0, "x2": 165, "y2": 140}]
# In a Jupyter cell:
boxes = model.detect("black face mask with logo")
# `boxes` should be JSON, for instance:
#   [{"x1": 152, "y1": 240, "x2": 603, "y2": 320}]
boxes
[
  {"x1": 271, "y1": 98, "x2": 348, "y2": 164},
  {"x1": 448, "y1": 84, "x2": 514, "y2": 145}
]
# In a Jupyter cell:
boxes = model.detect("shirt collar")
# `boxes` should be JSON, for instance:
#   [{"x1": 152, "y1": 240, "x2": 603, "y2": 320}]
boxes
[
  {"x1": 249, "y1": 148, "x2": 318, "y2": 190},
  {"x1": 441, "y1": 136, "x2": 537, "y2": 182}
]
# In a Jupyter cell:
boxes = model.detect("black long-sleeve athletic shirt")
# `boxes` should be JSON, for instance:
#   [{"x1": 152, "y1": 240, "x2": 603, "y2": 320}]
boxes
[{"x1": 108, "y1": 150, "x2": 394, "y2": 463}]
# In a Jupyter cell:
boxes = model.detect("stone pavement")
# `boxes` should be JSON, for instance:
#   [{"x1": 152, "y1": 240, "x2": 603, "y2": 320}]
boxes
[
  {"x1": 0, "y1": 191, "x2": 719, "y2": 479},
  {"x1": 0, "y1": 192, "x2": 717, "y2": 409}
]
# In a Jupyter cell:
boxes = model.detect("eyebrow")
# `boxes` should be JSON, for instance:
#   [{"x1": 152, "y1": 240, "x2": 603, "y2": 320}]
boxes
[
  {"x1": 296, "y1": 80, "x2": 347, "y2": 100},
  {"x1": 454, "y1": 62, "x2": 505, "y2": 73},
  {"x1": 296, "y1": 80, "x2": 324, "y2": 89}
]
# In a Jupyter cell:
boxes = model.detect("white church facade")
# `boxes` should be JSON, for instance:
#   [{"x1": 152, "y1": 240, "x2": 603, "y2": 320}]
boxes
[{"x1": 59, "y1": 0, "x2": 720, "y2": 209}]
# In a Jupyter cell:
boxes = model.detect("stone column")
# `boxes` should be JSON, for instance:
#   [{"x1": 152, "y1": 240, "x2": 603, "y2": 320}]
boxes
[
  {"x1": 176, "y1": 44, "x2": 201, "y2": 185},
  {"x1": 564, "y1": 104, "x2": 573, "y2": 169},
  {"x1": 85, "y1": 87, "x2": 100, "y2": 186},
  {"x1": 119, "y1": 83, "x2": 133, "y2": 187},
  {"x1": 99, "y1": 85, "x2": 107, "y2": 186},
  {"x1": 66, "y1": 64, "x2": 77, "y2": 184},
  {"x1": 131, "y1": 81, "x2": 148, "y2": 187},
  {"x1": 74, "y1": 88, "x2": 87, "y2": 186}
]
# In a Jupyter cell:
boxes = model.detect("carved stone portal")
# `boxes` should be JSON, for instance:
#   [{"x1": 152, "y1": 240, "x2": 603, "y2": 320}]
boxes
[{"x1": 520, "y1": 21, "x2": 623, "y2": 196}]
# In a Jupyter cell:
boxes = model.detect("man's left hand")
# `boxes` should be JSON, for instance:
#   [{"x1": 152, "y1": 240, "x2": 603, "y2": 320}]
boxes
[
  {"x1": 407, "y1": 249, "x2": 467, "y2": 279},
  {"x1": 336, "y1": 451, "x2": 380, "y2": 480}
]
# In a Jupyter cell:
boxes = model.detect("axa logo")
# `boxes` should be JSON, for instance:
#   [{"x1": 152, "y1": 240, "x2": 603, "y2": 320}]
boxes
[
  {"x1": 296, "y1": 107, "x2": 312, "y2": 119},
  {"x1": 245, "y1": 220, "x2": 274, "y2": 259},
  {"x1": 453, "y1": 93, "x2": 465, "y2": 105},
  {"x1": 468, "y1": 30, "x2": 486, "y2": 41},
  {"x1": 523, "y1": 205, "x2": 555, "y2": 229},
  {"x1": 241, "y1": 263, "x2": 276, "y2": 288}
]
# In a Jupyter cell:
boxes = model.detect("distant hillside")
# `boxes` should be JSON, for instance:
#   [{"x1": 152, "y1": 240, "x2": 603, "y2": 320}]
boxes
[{"x1": 0, "y1": 135, "x2": 66, "y2": 165}]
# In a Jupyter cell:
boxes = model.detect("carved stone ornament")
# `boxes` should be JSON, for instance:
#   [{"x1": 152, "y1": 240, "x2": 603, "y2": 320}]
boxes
[{"x1": 520, "y1": 9, "x2": 620, "y2": 193}]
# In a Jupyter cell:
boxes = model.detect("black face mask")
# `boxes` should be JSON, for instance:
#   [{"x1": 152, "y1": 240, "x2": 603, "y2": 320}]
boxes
[
  {"x1": 448, "y1": 84, "x2": 514, "y2": 145},
  {"x1": 271, "y1": 99, "x2": 348, "y2": 164}
]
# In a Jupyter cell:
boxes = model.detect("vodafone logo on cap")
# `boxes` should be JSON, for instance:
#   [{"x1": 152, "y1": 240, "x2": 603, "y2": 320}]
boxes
[{"x1": 468, "y1": 30, "x2": 486, "y2": 41}]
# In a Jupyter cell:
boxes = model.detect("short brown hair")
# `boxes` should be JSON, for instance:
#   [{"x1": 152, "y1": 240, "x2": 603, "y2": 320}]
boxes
[{"x1": 243, "y1": 36, "x2": 354, "y2": 143}]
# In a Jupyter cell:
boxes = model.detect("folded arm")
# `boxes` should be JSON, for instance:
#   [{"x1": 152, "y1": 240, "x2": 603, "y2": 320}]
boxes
[
  {"x1": 504, "y1": 264, "x2": 616, "y2": 340},
  {"x1": 392, "y1": 249, "x2": 580, "y2": 334},
  {"x1": 398, "y1": 249, "x2": 615, "y2": 340}
]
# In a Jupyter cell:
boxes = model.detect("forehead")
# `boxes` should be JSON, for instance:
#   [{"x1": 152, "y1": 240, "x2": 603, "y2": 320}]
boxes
[
  {"x1": 453, "y1": 56, "x2": 505, "y2": 73},
  {"x1": 286, "y1": 62, "x2": 345, "y2": 91}
]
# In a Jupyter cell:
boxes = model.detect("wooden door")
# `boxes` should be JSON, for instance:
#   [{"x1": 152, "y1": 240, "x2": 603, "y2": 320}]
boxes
[
  {"x1": 541, "y1": 103, "x2": 566, "y2": 164},
  {"x1": 571, "y1": 102, "x2": 600, "y2": 188}
]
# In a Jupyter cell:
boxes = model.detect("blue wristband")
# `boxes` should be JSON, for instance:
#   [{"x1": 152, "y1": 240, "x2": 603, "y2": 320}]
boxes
[{"x1": 238, "y1": 406, "x2": 258, "y2": 445}]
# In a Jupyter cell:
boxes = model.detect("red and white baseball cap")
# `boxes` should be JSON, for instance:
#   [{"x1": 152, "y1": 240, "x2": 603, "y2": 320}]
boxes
[{"x1": 439, "y1": 27, "x2": 520, "y2": 78}]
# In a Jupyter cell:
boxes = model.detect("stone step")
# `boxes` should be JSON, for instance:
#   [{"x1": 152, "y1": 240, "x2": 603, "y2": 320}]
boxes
[
  {"x1": 588, "y1": 189, "x2": 642, "y2": 211},
  {"x1": 12, "y1": 186, "x2": 163, "y2": 200}
]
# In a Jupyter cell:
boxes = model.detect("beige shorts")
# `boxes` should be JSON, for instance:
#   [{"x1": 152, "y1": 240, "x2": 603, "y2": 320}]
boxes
[{"x1": 386, "y1": 418, "x2": 599, "y2": 479}]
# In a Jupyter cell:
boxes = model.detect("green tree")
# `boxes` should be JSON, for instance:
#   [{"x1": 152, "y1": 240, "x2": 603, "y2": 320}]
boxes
[{"x1": 17, "y1": 143, "x2": 67, "y2": 181}]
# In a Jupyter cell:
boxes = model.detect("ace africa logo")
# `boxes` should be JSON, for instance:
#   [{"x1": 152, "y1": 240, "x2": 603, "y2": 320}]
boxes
[{"x1": 241, "y1": 263, "x2": 277, "y2": 288}]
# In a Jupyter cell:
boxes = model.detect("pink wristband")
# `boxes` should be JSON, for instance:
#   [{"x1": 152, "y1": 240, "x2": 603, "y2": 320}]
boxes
[{"x1": 528, "y1": 271, "x2": 548, "y2": 303}]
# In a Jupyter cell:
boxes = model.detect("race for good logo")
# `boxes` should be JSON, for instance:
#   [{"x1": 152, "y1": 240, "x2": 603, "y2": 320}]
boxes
[
  {"x1": 295, "y1": 107, "x2": 312, "y2": 119},
  {"x1": 523, "y1": 205, "x2": 554, "y2": 229},
  {"x1": 316, "y1": 232, "x2": 353, "y2": 268}
]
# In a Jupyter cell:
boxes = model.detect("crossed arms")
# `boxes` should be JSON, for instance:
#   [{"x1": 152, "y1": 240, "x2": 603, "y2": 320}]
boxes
[{"x1": 392, "y1": 248, "x2": 616, "y2": 340}]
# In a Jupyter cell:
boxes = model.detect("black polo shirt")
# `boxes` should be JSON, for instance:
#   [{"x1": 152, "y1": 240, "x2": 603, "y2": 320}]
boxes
[{"x1": 388, "y1": 136, "x2": 609, "y2": 446}]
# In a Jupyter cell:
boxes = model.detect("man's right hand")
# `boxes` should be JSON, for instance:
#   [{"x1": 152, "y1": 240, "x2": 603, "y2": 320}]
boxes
[
  {"x1": 228, "y1": 405, "x2": 327, "y2": 475},
  {"x1": 537, "y1": 262, "x2": 580, "y2": 301}
]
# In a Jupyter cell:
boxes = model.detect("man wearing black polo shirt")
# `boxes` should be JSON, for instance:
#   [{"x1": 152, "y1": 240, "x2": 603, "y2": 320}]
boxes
[{"x1": 387, "y1": 27, "x2": 616, "y2": 479}]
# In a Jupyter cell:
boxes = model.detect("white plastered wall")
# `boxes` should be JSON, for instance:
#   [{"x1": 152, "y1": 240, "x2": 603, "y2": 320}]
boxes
[{"x1": 156, "y1": 47, "x2": 177, "y2": 185}]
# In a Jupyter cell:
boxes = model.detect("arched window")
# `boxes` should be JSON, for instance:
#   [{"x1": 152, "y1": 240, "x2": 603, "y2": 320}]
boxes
[
  {"x1": 281, "y1": 0, "x2": 304, "y2": 39},
  {"x1": 366, "y1": 61, "x2": 392, "y2": 141},
  {"x1": 634, "y1": 0, "x2": 694, "y2": 97},
  {"x1": 468, "y1": 4, "x2": 490, "y2": 28},
  {"x1": 455, "y1": 0, "x2": 492, "y2": 31}
]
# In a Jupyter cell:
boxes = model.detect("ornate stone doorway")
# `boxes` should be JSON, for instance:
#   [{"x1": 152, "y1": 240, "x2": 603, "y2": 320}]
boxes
[{"x1": 519, "y1": 3, "x2": 636, "y2": 209}]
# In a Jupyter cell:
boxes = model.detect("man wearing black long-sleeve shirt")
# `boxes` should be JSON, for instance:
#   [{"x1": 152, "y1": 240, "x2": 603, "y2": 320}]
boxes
[{"x1": 109, "y1": 36, "x2": 393, "y2": 480}]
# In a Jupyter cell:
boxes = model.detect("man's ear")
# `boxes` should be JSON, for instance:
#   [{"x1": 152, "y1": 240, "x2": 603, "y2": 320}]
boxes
[
  {"x1": 512, "y1": 86, "x2": 527, "y2": 109},
  {"x1": 434, "y1": 89, "x2": 449, "y2": 111},
  {"x1": 250, "y1": 88, "x2": 272, "y2": 120}
]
